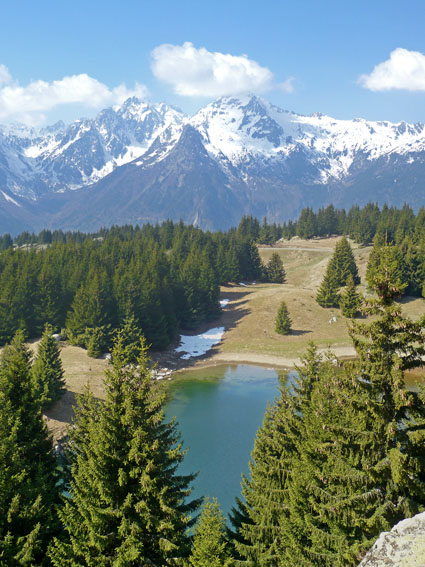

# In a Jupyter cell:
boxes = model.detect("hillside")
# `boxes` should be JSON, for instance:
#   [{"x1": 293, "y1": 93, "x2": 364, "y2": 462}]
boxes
[{"x1": 35, "y1": 236, "x2": 425, "y2": 440}]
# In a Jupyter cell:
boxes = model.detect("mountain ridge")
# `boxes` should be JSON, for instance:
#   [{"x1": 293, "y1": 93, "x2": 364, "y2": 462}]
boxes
[{"x1": 1, "y1": 95, "x2": 425, "y2": 234}]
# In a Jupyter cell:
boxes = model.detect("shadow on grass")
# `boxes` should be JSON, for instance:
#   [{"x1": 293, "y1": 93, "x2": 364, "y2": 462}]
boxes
[
  {"x1": 290, "y1": 329, "x2": 312, "y2": 336},
  {"x1": 399, "y1": 295, "x2": 421, "y2": 305},
  {"x1": 45, "y1": 390, "x2": 103, "y2": 427}
]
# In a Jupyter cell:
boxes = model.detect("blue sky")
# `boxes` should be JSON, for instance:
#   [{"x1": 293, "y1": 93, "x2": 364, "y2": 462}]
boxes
[{"x1": 1, "y1": 0, "x2": 425, "y2": 125}]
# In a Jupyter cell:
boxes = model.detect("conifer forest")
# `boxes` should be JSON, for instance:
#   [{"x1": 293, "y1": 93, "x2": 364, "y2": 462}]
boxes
[{"x1": 1, "y1": 203, "x2": 425, "y2": 566}]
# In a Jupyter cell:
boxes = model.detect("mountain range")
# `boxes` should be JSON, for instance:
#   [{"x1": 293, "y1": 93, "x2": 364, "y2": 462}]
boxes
[{"x1": 1, "y1": 95, "x2": 425, "y2": 234}]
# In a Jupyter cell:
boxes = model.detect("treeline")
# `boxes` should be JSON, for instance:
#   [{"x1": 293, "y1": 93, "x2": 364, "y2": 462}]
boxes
[
  {"x1": 0, "y1": 221, "x2": 268, "y2": 350},
  {"x1": 233, "y1": 203, "x2": 425, "y2": 246},
  {"x1": 2, "y1": 203, "x2": 425, "y2": 252},
  {"x1": 293, "y1": 202, "x2": 425, "y2": 245}
]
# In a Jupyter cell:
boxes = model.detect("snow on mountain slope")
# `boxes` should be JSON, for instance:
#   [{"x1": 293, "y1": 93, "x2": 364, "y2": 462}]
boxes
[
  {"x1": 190, "y1": 95, "x2": 425, "y2": 183},
  {"x1": 2, "y1": 95, "x2": 425, "y2": 199},
  {"x1": 1, "y1": 98, "x2": 186, "y2": 196}
]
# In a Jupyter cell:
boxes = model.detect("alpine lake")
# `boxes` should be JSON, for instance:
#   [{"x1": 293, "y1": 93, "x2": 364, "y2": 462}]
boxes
[{"x1": 164, "y1": 364, "x2": 295, "y2": 518}]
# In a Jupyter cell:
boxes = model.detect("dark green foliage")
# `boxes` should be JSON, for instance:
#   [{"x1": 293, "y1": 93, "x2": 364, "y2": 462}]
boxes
[
  {"x1": 280, "y1": 359, "x2": 400, "y2": 567},
  {"x1": 3, "y1": 206, "x2": 425, "y2": 348},
  {"x1": 86, "y1": 326, "x2": 108, "y2": 358},
  {"x1": 237, "y1": 216, "x2": 260, "y2": 241},
  {"x1": 66, "y1": 271, "x2": 111, "y2": 345},
  {"x1": 275, "y1": 301, "x2": 292, "y2": 335},
  {"x1": 0, "y1": 331, "x2": 60, "y2": 566},
  {"x1": 296, "y1": 208, "x2": 318, "y2": 239},
  {"x1": 317, "y1": 237, "x2": 359, "y2": 308},
  {"x1": 316, "y1": 270, "x2": 340, "y2": 308},
  {"x1": 0, "y1": 233, "x2": 13, "y2": 251},
  {"x1": 114, "y1": 315, "x2": 143, "y2": 365},
  {"x1": 233, "y1": 257, "x2": 425, "y2": 566},
  {"x1": 266, "y1": 252, "x2": 286, "y2": 283},
  {"x1": 189, "y1": 498, "x2": 231, "y2": 567},
  {"x1": 31, "y1": 324, "x2": 65, "y2": 409},
  {"x1": 339, "y1": 275, "x2": 362, "y2": 318},
  {"x1": 0, "y1": 221, "x2": 269, "y2": 351},
  {"x1": 327, "y1": 236, "x2": 360, "y2": 287},
  {"x1": 232, "y1": 344, "x2": 323, "y2": 566},
  {"x1": 49, "y1": 332, "x2": 200, "y2": 566},
  {"x1": 366, "y1": 242, "x2": 407, "y2": 304}
]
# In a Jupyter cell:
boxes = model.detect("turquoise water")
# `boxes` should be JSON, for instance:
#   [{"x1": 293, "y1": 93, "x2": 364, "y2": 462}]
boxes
[{"x1": 164, "y1": 364, "x2": 288, "y2": 517}]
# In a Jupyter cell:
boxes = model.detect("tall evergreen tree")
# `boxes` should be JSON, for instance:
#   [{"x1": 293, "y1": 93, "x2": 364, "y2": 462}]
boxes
[
  {"x1": 339, "y1": 274, "x2": 362, "y2": 318},
  {"x1": 280, "y1": 359, "x2": 400, "y2": 567},
  {"x1": 32, "y1": 324, "x2": 66, "y2": 409},
  {"x1": 365, "y1": 242, "x2": 407, "y2": 303},
  {"x1": 189, "y1": 498, "x2": 231, "y2": 567},
  {"x1": 49, "y1": 332, "x2": 200, "y2": 566},
  {"x1": 327, "y1": 236, "x2": 360, "y2": 286},
  {"x1": 232, "y1": 345, "x2": 323, "y2": 566},
  {"x1": 266, "y1": 252, "x2": 286, "y2": 284},
  {"x1": 275, "y1": 301, "x2": 292, "y2": 335},
  {"x1": 316, "y1": 270, "x2": 340, "y2": 308},
  {"x1": 0, "y1": 331, "x2": 60, "y2": 566},
  {"x1": 66, "y1": 270, "x2": 111, "y2": 346},
  {"x1": 281, "y1": 248, "x2": 425, "y2": 566}
]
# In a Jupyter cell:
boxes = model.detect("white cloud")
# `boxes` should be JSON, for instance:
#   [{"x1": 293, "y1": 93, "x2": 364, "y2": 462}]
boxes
[
  {"x1": 151, "y1": 42, "x2": 275, "y2": 97},
  {"x1": 0, "y1": 65, "x2": 148, "y2": 124},
  {"x1": 278, "y1": 77, "x2": 295, "y2": 94},
  {"x1": 359, "y1": 48, "x2": 425, "y2": 92},
  {"x1": 0, "y1": 64, "x2": 11, "y2": 87}
]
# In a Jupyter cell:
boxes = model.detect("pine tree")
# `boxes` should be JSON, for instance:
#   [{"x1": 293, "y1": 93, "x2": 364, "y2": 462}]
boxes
[
  {"x1": 0, "y1": 331, "x2": 60, "y2": 566},
  {"x1": 86, "y1": 325, "x2": 111, "y2": 358},
  {"x1": 31, "y1": 324, "x2": 65, "y2": 409},
  {"x1": 339, "y1": 274, "x2": 362, "y2": 318},
  {"x1": 49, "y1": 331, "x2": 200, "y2": 566},
  {"x1": 114, "y1": 315, "x2": 143, "y2": 365},
  {"x1": 266, "y1": 252, "x2": 286, "y2": 284},
  {"x1": 296, "y1": 208, "x2": 317, "y2": 239},
  {"x1": 234, "y1": 403, "x2": 290, "y2": 566},
  {"x1": 189, "y1": 498, "x2": 231, "y2": 567},
  {"x1": 316, "y1": 270, "x2": 340, "y2": 308},
  {"x1": 280, "y1": 360, "x2": 398, "y2": 567},
  {"x1": 234, "y1": 269, "x2": 425, "y2": 567},
  {"x1": 66, "y1": 270, "x2": 110, "y2": 346},
  {"x1": 365, "y1": 242, "x2": 407, "y2": 304},
  {"x1": 327, "y1": 236, "x2": 360, "y2": 286},
  {"x1": 275, "y1": 301, "x2": 292, "y2": 335},
  {"x1": 232, "y1": 345, "x2": 323, "y2": 566}
]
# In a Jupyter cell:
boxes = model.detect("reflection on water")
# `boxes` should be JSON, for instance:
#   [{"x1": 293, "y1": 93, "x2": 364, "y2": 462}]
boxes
[{"x1": 164, "y1": 364, "x2": 293, "y2": 517}]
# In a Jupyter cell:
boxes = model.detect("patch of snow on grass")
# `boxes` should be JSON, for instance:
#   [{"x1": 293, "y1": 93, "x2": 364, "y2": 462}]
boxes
[
  {"x1": 220, "y1": 299, "x2": 230, "y2": 307},
  {"x1": 176, "y1": 327, "x2": 225, "y2": 360}
]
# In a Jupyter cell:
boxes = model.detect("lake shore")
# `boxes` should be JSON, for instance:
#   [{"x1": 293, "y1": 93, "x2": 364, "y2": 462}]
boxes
[{"x1": 151, "y1": 341, "x2": 358, "y2": 375}]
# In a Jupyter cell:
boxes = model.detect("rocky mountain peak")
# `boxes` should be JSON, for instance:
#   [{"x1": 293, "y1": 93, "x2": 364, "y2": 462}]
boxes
[{"x1": 2, "y1": 96, "x2": 425, "y2": 234}]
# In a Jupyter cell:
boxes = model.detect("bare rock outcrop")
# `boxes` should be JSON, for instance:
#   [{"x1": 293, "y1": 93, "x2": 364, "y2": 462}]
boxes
[{"x1": 359, "y1": 512, "x2": 425, "y2": 567}]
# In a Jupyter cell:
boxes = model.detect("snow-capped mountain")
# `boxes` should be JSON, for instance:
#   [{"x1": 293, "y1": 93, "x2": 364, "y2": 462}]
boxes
[
  {"x1": 1, "y1": 95, "x2": 425, "y2": 234},
  {"x1": 0, "y1": 98, "x2": 185, "y2": 200},
  {"x1": 190, "y1": 95, "x2": 425, "y2": 183}
]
